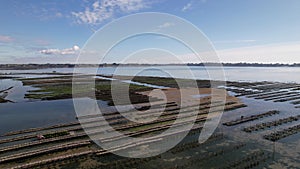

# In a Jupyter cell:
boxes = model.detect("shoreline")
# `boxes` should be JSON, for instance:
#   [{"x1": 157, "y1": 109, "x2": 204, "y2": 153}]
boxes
[
  {"x1": 0, "y1": 73, "x2": 299, "y2": 168},
  {"x1": 1, "y1": 63, "x2": 300, "y2": 70}
]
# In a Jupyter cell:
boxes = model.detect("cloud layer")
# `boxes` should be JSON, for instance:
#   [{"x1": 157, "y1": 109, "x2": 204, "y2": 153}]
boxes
[
  {"x1": 182, "y1": 2, "x2": 193, "y2": 12},
  {"x1": 0, "y1": 35, "x2": 14, "y2": 43},
  {"x1": 40, "y1": 45, "x2": 80, "y2": 55},
  {"x1": 72, "y1": 0, "x2": 149, "y2": 25},
  {"x1": 180, "y1": 41, "x2": 300, "y2": 64},
  {"x1": 182, "y1": 0, "x2": 207, "y2": 12},
  {"x1": 217, "y1": 42, "x2": 300, "y2": 63}
]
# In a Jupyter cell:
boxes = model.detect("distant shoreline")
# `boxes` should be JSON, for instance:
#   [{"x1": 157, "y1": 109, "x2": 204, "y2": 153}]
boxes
[{"x1": 0, "y1": 63, "x2": 300, "y2": 70}]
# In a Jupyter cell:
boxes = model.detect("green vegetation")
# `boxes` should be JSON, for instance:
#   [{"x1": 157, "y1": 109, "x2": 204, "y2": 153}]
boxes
[
  {"x1": 21, "y1": 76, "x2": 155, "y2": 105},
  {"x1": 22, "y1": 76, "x2": 105, "y2": 100},
  {"x1": 26, "y1": 84, "x2": 74, "y2": 100}
]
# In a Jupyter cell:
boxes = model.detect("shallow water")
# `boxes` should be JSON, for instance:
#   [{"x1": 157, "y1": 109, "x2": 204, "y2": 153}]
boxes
[
  {"x1": 0, "y1": 79, "x2": 38, "y2": 103},
  {"x1": 1, "y1": 67, "x2": 300, "y2": 136},
  {"x1": 0, "y1": 99, "x2": 76, "y2": 135},
  {"x1": 2, "y1": 66, "x2": 300, "y2": 83},
  {"x1": 220, "y1": 96, "x2": 300, "y2": 166},
  {"x1": 0, "y1": 67, "x2": 299, "y2": 167}
]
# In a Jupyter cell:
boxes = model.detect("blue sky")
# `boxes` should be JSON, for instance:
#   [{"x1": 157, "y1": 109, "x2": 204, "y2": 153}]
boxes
[{"x1": 0, "y1": 0, "x2": 300, "y2": 64}]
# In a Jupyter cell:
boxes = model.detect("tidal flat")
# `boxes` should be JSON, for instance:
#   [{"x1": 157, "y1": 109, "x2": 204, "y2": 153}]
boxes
[{"x1": 0, "y1": 73, "x2": 299, "y2": 169}]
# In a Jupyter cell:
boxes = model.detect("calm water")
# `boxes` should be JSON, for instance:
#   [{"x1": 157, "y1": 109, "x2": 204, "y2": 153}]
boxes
[
  {"x1": 0, "y1": 100, "x2": 76, "y2": 135},
  {"x1": 0, "y1": 66, "x2": 300, "y2": 135},
  {"x1": 1, "y1": 66, "x2": 300, "y2": 83},
  {"x1": 0, "y1": 67, "x2": 299, "y2": 167}
]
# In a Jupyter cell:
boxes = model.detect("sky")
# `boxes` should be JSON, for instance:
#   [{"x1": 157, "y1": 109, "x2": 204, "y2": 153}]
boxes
[{"x1": 0, "y1": 0, "x2": 300, "y2": 64}]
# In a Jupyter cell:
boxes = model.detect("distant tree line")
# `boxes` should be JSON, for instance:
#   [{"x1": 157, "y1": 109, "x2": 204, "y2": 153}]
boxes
[
  {"x1": 1, "y1": 63, "x2": 300, "y2": 70},
  {"x1": 187, "y1": 62, "x2": 300, "y2": 67}
]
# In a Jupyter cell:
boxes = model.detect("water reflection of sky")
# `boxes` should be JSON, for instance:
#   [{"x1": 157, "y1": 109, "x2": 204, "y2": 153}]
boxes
[
  {"x1": 0, "y1": 99, "x2": 109, "y2": 135},
  {"x1": 0, "y1": 72, "x2": 299, "y2": 166},
  {"x1": 2, "y1": 66, "x2": 300, "y2": 83}
]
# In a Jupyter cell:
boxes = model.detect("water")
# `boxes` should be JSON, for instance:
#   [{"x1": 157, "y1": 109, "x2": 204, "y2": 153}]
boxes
[
  {"x1": 0, "y1": 98, "x2": 111, "y2": 135},
  {"x1": 0, "y1": 99, "x2": 76, "y2": 135},
  {"x1": 0, "y1": 66, "x2": 299, "y2": 167},
  {"x1": 0, "y1": 66, "x2": 299, "y2": 136},
  {"x1": 1, "y1": 79, "x2": 38, "y2": 102},
  {"x1": 95, "y1": 76, "x2": 169, "y2": 89},
  {"x1": 2, "y1": 66, "x2": 300, "y2": 83}
]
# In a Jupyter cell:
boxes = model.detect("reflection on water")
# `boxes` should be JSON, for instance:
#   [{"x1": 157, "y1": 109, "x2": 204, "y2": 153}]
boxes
[
  {"x1": 1, "y1": 67, "x2": 300, "y2": 135},
  {"x1": 0, "y1": 79, "x2": 37, "y2": 102},
  {"x1": 0, "y1": 67, "x2": 299, "y2": 167},
  {"x1": 0, "y1": 99, "x2": 109, "y2": 135},
  {"x1": 0, "y1": 99, "x2": 76, "y2": 135},
  {"x1": 221, "y1": 96, "x2": 300, "y2": 166},
  {"x1": 2, "y1": 66, "x2": 300, "y2": 83}
]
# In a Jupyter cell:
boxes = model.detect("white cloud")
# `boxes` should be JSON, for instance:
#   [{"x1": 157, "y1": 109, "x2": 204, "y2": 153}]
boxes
[
  {"x1": 157, "y1": 22, "x2": 175, "y2": 29},
  {"x1": 182, "y1": 2, "x2": 193, "y2": 12},
  {"x1": 72, "y1": 0, "x2": 150, "y2": 25},
  {"x1": 182, "y1": 0, "x2": 207, "y2": 12},
  {"x1": 40, "y1": 45, "x2": 80, "y2": 55},
  {"x1": 217, "y1": 42, "x2": 300, "y2": 63},
  {"x1": 180, "y1": 41, "x2": 300, "y2": 64},
  {"x1": 0, "y1": 35, "x2": 14, "y2": 43}
]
